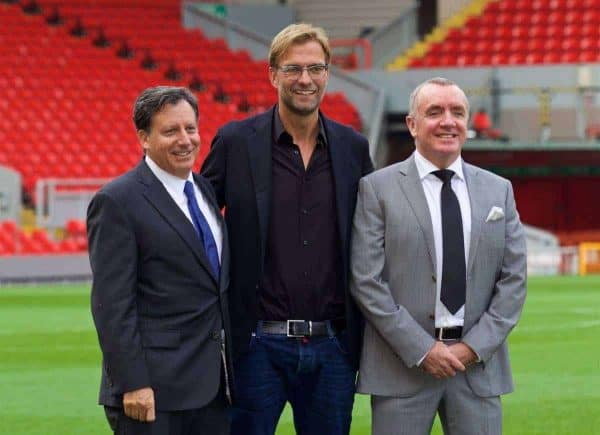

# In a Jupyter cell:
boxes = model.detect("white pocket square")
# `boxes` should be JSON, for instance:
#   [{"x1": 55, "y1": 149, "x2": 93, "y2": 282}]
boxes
[{"x1": 485, "y1": 206, "x2": 504, "y2": 222}]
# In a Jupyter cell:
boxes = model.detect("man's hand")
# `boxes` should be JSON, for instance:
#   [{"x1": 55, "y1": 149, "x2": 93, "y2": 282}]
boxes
[
  {"x1": 448, "y1": 342, "x2": 478, "y2": 367},
  {"x1": 123, "y1": 387, "x2": 155, "y2": 422},
  {"x1": 420, "y1": 341, "x2": 466, "y2": 379}
]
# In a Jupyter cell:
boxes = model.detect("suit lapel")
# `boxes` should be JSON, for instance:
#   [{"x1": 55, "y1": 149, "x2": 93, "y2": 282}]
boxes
[
  {"x1": 397, "y1": 156, "x2": 436, "y2": 271},
  {"x1": 218, "y1": 223, "x2": 230, "y2": 293},
  {"x1": 463, "y1": 163, "x2": 485, "y2": 275},
  {"x1": 246, "y1": 109, "x2": 273, "y2": 262},
  {"x1": 323, "y1": 116, "x2": 350, "y2": 256},
  {"x1": 137, "y1": 162, "x2": 218, "y2": 287}
]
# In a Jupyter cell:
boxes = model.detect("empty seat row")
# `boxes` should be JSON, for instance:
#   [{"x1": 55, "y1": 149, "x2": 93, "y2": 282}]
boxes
[
  {"x1": 408, "y1": 0, "x2": 600, "y2": 69},
  {"x1": 0, "y1": 221, "x2": 87, "y2": 256}
]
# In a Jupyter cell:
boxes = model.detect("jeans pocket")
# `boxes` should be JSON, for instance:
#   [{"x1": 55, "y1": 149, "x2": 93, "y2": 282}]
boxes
[{"x1": 331, "y1": 331, "x2": 349, "y2": 356}]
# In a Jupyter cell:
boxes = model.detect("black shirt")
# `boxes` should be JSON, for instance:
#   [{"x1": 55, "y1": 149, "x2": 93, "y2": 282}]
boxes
[{"x1": 259, "y1": 110, "x2": 344, "y2": 321}]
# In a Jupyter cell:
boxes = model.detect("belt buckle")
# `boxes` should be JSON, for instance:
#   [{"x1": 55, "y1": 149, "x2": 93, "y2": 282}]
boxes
[
  {"x1": 437, "y1": 327, "x2": 458, "y2": 341},
  {"x1": 437, "y1": 327, "x2": 450, "y2": 341},
  {"x1": 287, "y1": 319, "x2": 311, "y2": 337}
]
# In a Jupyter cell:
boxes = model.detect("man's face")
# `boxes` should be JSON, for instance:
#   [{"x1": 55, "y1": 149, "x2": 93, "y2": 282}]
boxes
[
  {"x1": 269, "y1": 40, "x2": 329, "y2": 116},
  {"x1": 138, "y1": 100, "x2": 200, "y2": 179},
  {"x1": 406, "y1": 84, "x2": 469, "y2": 168}
]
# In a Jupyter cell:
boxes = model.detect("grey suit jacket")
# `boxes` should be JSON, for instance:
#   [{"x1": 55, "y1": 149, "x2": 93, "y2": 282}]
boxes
[{"x1": 349, "y1": 154, "x2": 526, "y2": 398}]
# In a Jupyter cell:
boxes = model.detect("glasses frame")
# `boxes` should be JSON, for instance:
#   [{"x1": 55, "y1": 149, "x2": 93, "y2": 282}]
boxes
[{"x1": 274, "y1": 63, "x2": 329, "y2": 80}]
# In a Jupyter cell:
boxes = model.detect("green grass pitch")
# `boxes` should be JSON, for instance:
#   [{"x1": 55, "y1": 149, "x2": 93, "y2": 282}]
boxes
[{"x1": 0, "y1": 275, "x2": 599, "y2": 434}]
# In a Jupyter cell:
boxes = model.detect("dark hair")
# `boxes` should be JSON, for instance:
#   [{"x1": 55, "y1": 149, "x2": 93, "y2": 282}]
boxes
[{"x1": 133, "y1": 86, "x2": 199, "y2": 132}]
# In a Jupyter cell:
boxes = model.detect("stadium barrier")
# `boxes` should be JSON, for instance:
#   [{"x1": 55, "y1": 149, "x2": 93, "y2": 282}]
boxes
[
  {"x1": 578, "y1": 243, "x2": 600, "y2": 275},
  {"x1": 35, "y1": 178, "x2": 110, "y2": 230},
  {"x1": 0, "y1": 166, "x2": 22, "y2": 223},
  {"x1": 524, "y1": 223, "x2": 579, "y2": 276}
]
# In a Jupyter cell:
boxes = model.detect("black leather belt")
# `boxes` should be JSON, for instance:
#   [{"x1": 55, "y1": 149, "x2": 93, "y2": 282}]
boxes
[
  {"x1": 435, "y1": 327, "x2": 463, "y2": 341},
  {"x1": 258, "y1": 319, "x2": 345, "y2": 337}
]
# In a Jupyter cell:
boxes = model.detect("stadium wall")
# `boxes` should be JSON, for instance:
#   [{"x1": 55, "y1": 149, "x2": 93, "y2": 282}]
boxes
[
  {"x1": 192, "y1": 2, "x2": 295, "y2": 39},
  {"x1": 0, "y1": 254, "x2": 91, "y2": 283}
]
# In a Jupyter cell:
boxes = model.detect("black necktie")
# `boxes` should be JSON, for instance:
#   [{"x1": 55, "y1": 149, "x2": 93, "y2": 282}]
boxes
[
  {"x1": 432, "y1": 169, "x2": 466, "y2": 314},
  {"x1": 183, "y1": 181, "x2": 220, "y2": 279}
]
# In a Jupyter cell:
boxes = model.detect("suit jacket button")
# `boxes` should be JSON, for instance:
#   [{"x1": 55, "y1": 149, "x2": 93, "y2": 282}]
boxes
[
  {"x1": 428, "y1": 314, "x2": 435, "y2": 320},
  {"x1": 212, "y1": 331, "x2": 221, "y2": 340},
  {"x1": 432, "y1": 275, "x2": 436, "y2": 282}
]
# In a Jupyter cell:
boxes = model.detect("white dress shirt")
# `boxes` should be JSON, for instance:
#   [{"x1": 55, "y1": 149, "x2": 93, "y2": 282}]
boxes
[
  {"x1": 414, "y1": 150, "x2": 471, "y2": 328},
  {"x1": 145, "y1": 156, "x2": 223, "y2": 261}
]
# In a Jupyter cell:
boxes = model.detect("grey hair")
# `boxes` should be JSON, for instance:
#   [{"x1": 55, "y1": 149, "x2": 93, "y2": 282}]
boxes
[
  {"x1": 133, "y1": 86, "x2": 199, "y2": 132},
  {"x1": 408, "y1": 77, "x2": 469, "y2": 116}
]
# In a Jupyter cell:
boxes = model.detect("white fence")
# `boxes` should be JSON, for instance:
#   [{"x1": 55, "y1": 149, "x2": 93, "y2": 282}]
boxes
[{"x1": 35, "y1": 178, "x2": 110, "y2": 230}]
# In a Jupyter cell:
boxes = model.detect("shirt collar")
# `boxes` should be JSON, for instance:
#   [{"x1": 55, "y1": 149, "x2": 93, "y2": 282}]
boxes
[
  {"x1": 413, "y1": 149, "x2": 465, "y2": 182},
  {"x1": 272, "y1": 105, "x2": 328, "y2": 148},
  {"x1": 145, "y1": 155, "x2": 194, "y2": 196}
]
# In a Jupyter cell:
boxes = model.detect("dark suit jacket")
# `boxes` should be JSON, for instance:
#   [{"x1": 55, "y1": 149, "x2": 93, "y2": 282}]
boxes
[
  {"x1": 200, "y1": 106, "x2": 373, "y2": 369},
  {"x1": 87, "y1": 160, "x2": 232, "y2": 411}
]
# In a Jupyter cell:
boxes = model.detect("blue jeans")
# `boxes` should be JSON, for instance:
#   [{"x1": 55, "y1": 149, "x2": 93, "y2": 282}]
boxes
[{"x1": 230, "y1": 324, "x2": 356, "y2": 435}]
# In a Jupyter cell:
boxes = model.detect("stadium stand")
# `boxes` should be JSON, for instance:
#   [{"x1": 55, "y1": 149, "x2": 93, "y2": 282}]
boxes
[
  {"x1": 388, "y1": 0, "x2": 600, "y2": 70},
  {"x1": 0, "y1": 0, "x2": 360, "y2": 191},
  {"x1": 0, "y1": 0, "x2": 361, "y2": 258}
]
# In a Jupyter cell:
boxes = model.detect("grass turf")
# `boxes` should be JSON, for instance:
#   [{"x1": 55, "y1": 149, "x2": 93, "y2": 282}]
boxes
[{"x1": 0, "y1": 275, "x2": 598, "y2": 434}]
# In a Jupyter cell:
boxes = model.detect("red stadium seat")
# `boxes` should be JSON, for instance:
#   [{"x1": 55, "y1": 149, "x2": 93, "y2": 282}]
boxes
[
  {"x1": 491, "y1": 40, "x2": 508, "y2": 53},
  {"x1": 527, "y1": 39, "x2": 545, "y2": 52},
  {"x1": 474, "y1": 40, "x2": 491, "y2": 53},
  {"x1": 507, "y1": 53, "x2": 526, "y2": 65},
  {"x1": 544, "y1": 40, "x2": 561, "y2": 52},
  {"x1": 491, "y1": 53, "x2": 509, "y2": 66},
  {"x1": 475, "y1": 27, "x2": 493, "y2": 39},
  {"x1": 580, "y1": 51, "x2": 600, "y2": 63},
  {"x1": 508, "y1": 40, "x2": 527, "y2": 53},
  {"x1": 66, "y1": 219, "x2": 86, "y2": 237},
  {"x1": 560, "y1": 52, "x2": 579, "y2": 64},
  {"x1": 525, "y1": 53, "x2": 544, "y2": 65},
  {"x1": 542, "y1": 52, "x2": 561, "y2": 64}
]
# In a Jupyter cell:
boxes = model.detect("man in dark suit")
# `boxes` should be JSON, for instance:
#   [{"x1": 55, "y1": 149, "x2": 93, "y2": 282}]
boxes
[
  {"x1": 87, "y1": 86, "x2": 231, "y2": 435},
  {"x1": 201, "y1": 23, "x2": 373, "y2": 435}
]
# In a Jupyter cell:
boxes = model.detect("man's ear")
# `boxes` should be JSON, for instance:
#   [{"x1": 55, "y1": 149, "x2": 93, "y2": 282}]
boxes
[
  {"x1": 406, "y1": 115, "x2": 417, "y2": 138},
  {"x1": 269, "y1": 67, "x2": 278, "y2": 88},
  {"x1": 137, "y1": 129, "x2": 149, "y2": 151}
]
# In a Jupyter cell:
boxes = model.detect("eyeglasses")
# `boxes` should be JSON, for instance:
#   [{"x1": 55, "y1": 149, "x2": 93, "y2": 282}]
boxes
[{"x1": 275, "y1": 63, "x2": 329, "y2": 80}]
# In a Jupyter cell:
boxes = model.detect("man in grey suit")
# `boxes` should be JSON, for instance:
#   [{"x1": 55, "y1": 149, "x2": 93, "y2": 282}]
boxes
[{"x1": 350, "y1": 77, "x2": 526, "y2": 435}]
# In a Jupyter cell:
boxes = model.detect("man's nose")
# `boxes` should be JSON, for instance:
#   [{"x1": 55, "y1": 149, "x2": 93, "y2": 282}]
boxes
[
  {"x1": 440, "y1": 111, "x2": 456, "y2": 125},
  {"x1": 297, "y1": 68, "x2": 312, "y2": 83},
  {"x1": 175, "y1": 129, "x2": 191, "y2": 143}
]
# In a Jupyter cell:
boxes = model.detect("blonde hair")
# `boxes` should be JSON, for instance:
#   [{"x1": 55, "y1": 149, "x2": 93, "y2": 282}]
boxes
[{"x1": 269, "y1": 23, "x2": 330, "y2": 67}]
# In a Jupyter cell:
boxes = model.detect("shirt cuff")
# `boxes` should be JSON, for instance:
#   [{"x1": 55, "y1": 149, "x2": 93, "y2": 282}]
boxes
[{"x1": 416, "y1": 343, "x2": 435, "y2": 367}]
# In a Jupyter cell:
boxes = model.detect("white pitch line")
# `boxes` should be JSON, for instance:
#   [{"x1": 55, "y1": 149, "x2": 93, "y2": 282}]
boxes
[{"x1": 517, "y1": 319, "x2": 600, "y2": 333}]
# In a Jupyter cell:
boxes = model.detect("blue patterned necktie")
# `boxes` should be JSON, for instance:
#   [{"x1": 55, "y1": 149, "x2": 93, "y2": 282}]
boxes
[
  {"x1": 183, "y1": 181, "x2": 220, "y2": 279},
  {"x1": 432, "y1": 169, "x2": 466, "y2": 314}
]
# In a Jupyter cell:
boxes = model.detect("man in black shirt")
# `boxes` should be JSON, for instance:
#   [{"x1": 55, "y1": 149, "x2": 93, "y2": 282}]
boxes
[{"x1": 201, "y1": 23, "x2": 373, "y2": 435}]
